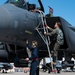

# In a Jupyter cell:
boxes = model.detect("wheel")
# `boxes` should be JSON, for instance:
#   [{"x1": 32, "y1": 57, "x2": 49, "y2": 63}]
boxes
[{"x1": 57, "y1": 68, "x2": 60, "y2": 73}]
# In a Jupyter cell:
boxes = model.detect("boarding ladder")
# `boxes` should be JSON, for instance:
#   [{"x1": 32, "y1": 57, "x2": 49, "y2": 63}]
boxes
[{"x1": 36, "y1": 10, "x2": 53, "y2": 70}]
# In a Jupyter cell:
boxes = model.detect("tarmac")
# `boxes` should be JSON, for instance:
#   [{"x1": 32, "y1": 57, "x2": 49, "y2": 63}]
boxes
[{"x1": 0, "y1": 71, "x2": 75, "y2": 75}]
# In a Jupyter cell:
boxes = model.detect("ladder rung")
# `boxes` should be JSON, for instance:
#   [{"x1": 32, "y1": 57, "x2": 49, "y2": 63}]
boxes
[{"x1": 36, "y1": 10, "x2": 53, "y2": 70}]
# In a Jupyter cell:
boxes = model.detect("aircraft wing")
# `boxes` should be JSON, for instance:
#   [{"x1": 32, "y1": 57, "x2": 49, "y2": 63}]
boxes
[{"x1": 60, "y1": 17, "x2": 75, "y2": 52}]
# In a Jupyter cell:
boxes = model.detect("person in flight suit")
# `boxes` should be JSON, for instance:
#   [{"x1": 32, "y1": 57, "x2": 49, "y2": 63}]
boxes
[
  {"x1": 44, "y1": 22, "x2": 64, "y2": 69},
  {"x1": 25, "y1": 40, "x2": 39, "y2": 75}
]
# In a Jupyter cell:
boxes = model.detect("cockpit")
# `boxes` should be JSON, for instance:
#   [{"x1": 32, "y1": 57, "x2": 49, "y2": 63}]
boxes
[{"x1": 5, "y1": 0, "x2": 44, "y2": 12}]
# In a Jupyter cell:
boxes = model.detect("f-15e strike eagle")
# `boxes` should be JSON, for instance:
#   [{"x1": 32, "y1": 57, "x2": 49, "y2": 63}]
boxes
[{"x1": 0, "y1": 0, "x2": 75, "y2": 69}]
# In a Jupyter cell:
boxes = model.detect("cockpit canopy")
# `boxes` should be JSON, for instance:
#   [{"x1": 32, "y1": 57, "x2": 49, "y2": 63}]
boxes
[{"x1": 5, "y1": 0, "x2": 44, "y2": 12}]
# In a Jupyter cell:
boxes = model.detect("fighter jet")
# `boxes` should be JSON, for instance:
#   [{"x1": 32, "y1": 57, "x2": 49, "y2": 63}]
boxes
[{"x1": 0, "y1": 0, "x2": 75, "y2": 69}]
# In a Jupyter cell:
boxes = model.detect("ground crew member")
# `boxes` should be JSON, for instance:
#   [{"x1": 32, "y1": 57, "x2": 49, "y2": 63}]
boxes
[
  {"x1": 25, "y1": 40, "x2": 39, "y2": 75},
  {"x1": 44, "y1": 22, "x2": 64, "y2": 69}
]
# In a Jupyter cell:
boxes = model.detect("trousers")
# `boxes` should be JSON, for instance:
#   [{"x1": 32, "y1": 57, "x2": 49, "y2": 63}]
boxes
[
  {"x1": 53, "y1": 42, "x2": 61, "y2": 69},
  {"x1": 53, "y1": 42, "x2": 60, "y2": 57},
  {"x1": 30, "y1": 60, "x2": 39, "y2": 75}
]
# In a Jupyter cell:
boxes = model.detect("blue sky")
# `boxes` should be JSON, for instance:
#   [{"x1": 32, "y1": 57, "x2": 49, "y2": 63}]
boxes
[
  {"x1": 42, "y1": 0, "x2": 75, "y2": 26},
  {"x1": 0, "y1": 0, "x2": 75, "y2": 26}
]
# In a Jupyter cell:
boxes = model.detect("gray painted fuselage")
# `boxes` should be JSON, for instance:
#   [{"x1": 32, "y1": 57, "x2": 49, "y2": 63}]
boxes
[
  {"x1": 0, "y1": 3, "x2": 75, "y2": 53},
  {"x1": 0, "y1": 3, "x2": 75, "y2": 63},
  {"x1": 0, "y1": 4, "x2": 43, "y2": 47}
]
